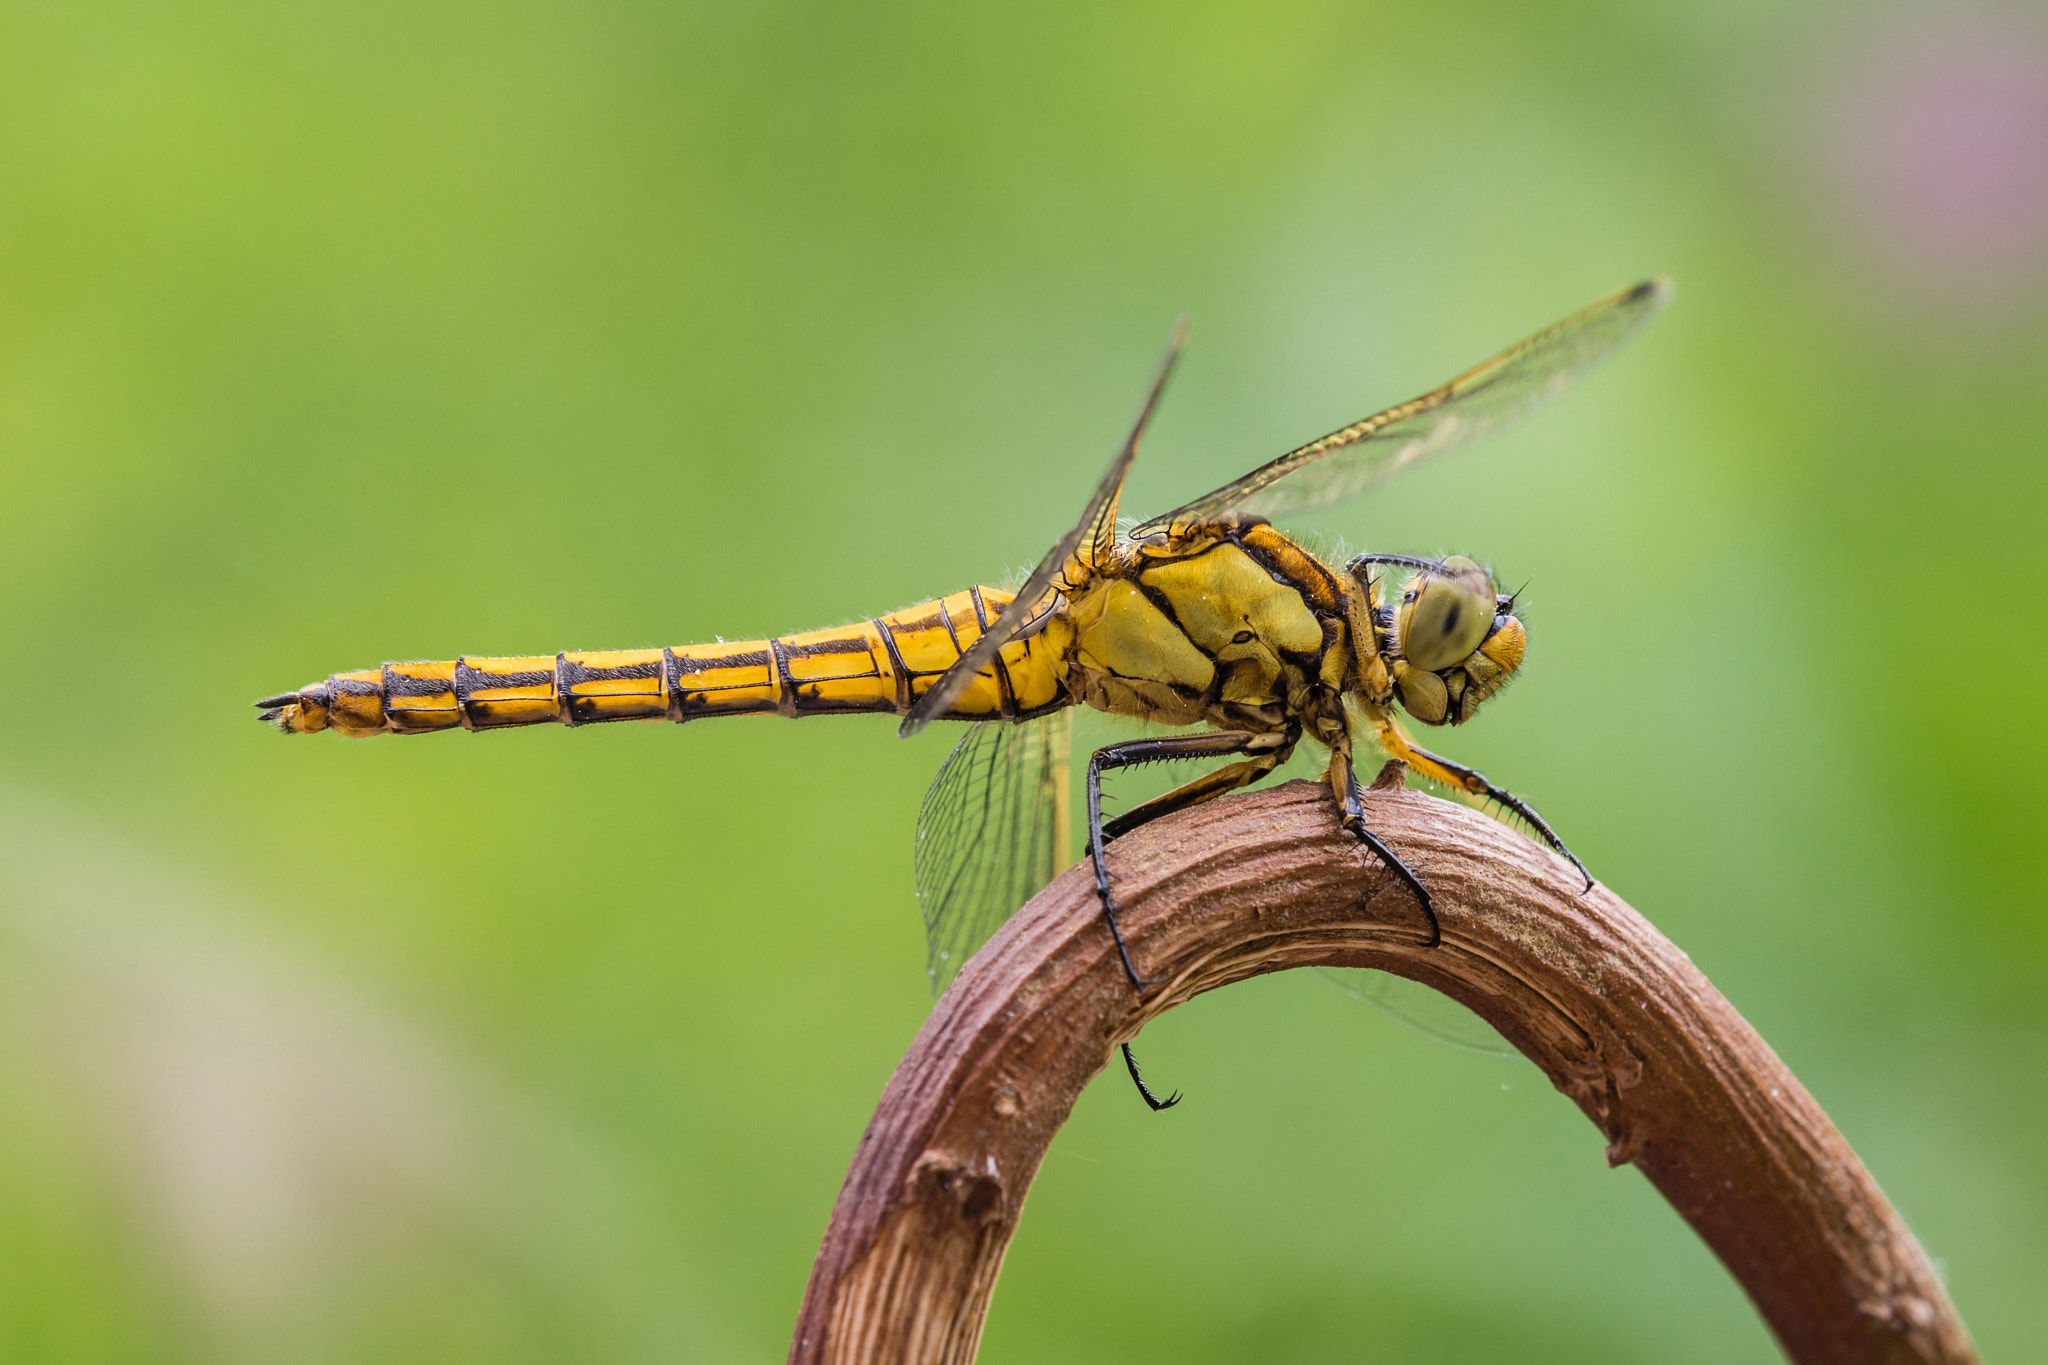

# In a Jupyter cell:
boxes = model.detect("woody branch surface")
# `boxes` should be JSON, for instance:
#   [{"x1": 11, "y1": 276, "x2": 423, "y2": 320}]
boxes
[{"x1": 790, "y1": 773, "x2": 1976, "y2": 1365}]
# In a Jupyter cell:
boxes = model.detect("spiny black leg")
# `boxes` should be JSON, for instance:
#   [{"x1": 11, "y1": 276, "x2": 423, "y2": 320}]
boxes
[
  {"x1": 1085, "y1": 732, "x2": 1268, "y2": 990},
  {"x1": 1469, "y1": 781, "x2": 1592, "y2": 893},
  {"x1": 1393, "y1": 736, "x2": 1596, "y2": 895},
  {"x1": 1346, "y1": 551, "x2": 1449, "y2": 578},
  {"x1": 1121, "y1": 1042, "x2": 1181, "y2": 1112},
  {"x1": 1340, "y1": 763, "x2": 1441, "y2": 947}
]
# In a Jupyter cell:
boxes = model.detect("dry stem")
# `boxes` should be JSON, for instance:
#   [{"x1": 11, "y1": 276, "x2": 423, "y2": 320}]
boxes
[{"x1": 790, "y1": 774, "x2": 1976, "y2": 1365}]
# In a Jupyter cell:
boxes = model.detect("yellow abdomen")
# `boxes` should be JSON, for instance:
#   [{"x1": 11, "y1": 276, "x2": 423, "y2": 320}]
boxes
[{"x1": 260, "y1": 587, "x2": 1069, "y2": 737}]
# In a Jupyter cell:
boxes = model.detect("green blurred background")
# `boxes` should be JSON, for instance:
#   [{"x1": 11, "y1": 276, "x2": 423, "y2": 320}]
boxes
[{"x1": 4, "y1": 2, "x2": 2046, "y2": 1361}]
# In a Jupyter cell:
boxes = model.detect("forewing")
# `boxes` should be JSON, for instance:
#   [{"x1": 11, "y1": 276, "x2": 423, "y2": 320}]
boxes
[
  {"x1": 898, "y1": 320, "x2": 1186, "y2": 737},
  {"x1": 1135, "y1": 279, "x2": 1669, "y2": 534},
  {"x1": 915, "y1": 710, "x2": 1073, "y2": 992}
]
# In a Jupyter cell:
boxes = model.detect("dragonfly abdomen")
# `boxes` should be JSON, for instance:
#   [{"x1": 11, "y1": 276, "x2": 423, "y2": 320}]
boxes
[{"x1": 258, "y1": 587, "x2": 1070, "y2": 736}]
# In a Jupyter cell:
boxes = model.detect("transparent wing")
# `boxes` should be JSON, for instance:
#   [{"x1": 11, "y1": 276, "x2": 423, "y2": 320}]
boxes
[
  {"x1": 1135, "y1": 279, "x2": 1669, "y2": 535},
  {"x1": 899, "y1": 320, "x2": 1186, "y2": 737},
  {"x1": 1316, "y1": 968, "x2": 1515, "y2": 1058},
  {"x1": 915, "y1": 710, "x2": 1073, "y2": 992}
]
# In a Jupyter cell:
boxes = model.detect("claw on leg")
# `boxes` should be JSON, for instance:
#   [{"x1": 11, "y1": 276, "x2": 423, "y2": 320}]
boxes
[
  {"x1": 1121, "y1": 1042, "x2": 1181, "y2": 1112},
  {"x1": 1369, "y1": 715, "x2": 1594, "y2": 895}
]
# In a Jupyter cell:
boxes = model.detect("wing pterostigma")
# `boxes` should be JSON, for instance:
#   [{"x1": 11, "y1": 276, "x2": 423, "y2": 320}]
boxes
[
  {"x1": 1134, "y1": 278, "x2": 1670, "y2": 536},
  {"x1": 915, "y1": 710, "x2": 1073, "y2": 991}
]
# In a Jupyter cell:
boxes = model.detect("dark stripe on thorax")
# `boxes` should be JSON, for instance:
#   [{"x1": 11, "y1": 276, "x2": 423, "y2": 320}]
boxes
[
  {"x1": 1132, "y1": 575, "x2": 1197, "y2": 644},
  {"x1": 1125, "y1": 546, "x2": 1216, "y2": 664},
  {"x1": 1226, "y1": 529, "x2": 1341, "y2": 670},
  {"x1": 1232, "y1": 527, "x2": 1345, "y2": 616}
]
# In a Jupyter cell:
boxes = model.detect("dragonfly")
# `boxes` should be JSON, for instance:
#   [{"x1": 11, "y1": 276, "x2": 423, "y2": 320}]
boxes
[{"x1": 258, "y1": 279, "x2": 1669, "y2": 1109}]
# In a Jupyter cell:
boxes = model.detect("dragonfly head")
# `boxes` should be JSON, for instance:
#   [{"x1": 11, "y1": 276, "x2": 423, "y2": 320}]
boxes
[{"x1": 1387, "y1": 556, "x2": 1526, "y2": 726}]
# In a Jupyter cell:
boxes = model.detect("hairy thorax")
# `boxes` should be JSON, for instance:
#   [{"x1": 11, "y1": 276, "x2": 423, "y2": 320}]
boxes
[{"x1": 1053, "y1": 521, "x2": 1359, "y2": 744}]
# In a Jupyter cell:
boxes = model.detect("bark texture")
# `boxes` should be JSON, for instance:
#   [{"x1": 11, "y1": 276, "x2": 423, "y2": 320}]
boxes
[{"x1": 790, "y1": 774, "x2": 1976, "y2": 1365}]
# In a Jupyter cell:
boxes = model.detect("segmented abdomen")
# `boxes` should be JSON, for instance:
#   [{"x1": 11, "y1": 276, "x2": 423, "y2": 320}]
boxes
[{"x1": 259, "y1": 587, "x2": 1067, "y2": 736}]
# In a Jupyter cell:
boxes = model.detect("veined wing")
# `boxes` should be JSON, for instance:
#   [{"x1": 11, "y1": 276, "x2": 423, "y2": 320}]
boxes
[
  {"x1": 915, "y1": 710, "x2": 1073, "y2": 992},
  {"x1": 899, "y1": 319, "x2": 1187, "y2": 737},
  {"x1": 1317, "y1": 968, "x2": 1515, "y2": 1059},
  {"x1": 1134, "y1": 279, "x2": 1669, "y2": 535}
]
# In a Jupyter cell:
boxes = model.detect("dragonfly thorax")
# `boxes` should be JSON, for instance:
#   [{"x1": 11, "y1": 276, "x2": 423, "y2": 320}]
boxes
[{"x1": 1057, "y1": 524, "x2": 1346, "y2": 735}]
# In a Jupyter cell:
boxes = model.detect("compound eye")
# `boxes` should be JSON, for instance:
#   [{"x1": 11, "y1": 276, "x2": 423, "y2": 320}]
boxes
[{"x1": 1401, "y1": 556, "x2": 1495, "y2": 672}]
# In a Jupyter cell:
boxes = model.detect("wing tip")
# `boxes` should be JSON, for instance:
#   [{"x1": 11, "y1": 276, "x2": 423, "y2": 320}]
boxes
[{"x1": 1629, "y1": 276, "x2": 1676, "y2": 310}]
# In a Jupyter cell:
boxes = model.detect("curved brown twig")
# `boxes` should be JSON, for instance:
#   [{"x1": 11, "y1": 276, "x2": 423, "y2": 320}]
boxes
[{"x1": 790, "y1": 772, "x2": 1976, "y2": 1365}]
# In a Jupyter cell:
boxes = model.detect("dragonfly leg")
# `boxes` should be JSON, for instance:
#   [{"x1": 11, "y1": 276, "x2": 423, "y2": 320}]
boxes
[
  {"x1": 1120, "y1": 1042, "x2": 1181, "y2": 1112},
  {"x1": 1088, "y1": 730, "x2": 1291, "y2": 1114},
  {"x1": 1370, "y1": 716, "x2": 1592, "y2": 892},
  {"x1": 1085, "y1": 730, "x2": 1293, "y2": 989},
  {"x1": 1333, "y1": 750, "x2": 1440, "y2": 947}
]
